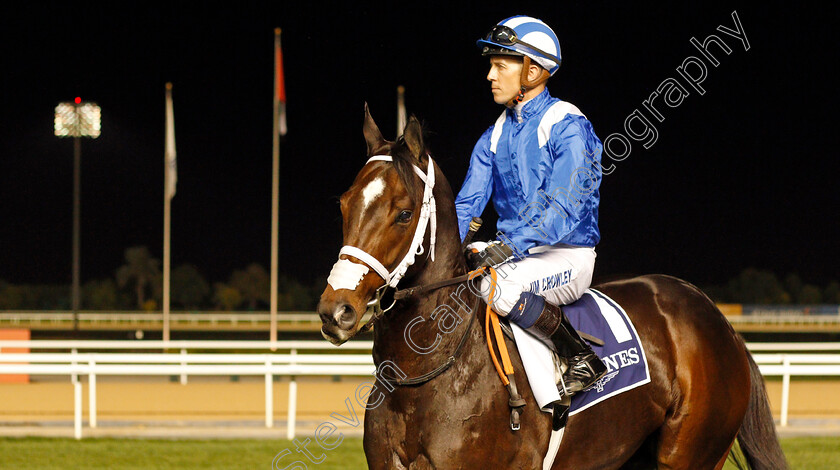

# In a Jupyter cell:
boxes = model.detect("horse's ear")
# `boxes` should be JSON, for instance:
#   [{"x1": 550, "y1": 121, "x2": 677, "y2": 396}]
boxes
[
  {"x1": 363, "y1": 102, "x2": 386, "y2": 157},
  {"x1": 403, "y1": 115, "x2": 425, "y2": 162}
]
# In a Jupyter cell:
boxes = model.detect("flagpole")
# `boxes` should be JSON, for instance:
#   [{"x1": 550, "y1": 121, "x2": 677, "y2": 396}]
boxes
[
  {"x1": 163, "y1": 162, "x2": 171, "y2": 343},
  {"x1": 270, "y1": 28, "x2": 282, "y2": 350},
  {"x1": 396, "y1": 85, "x2": 406, "y2": 138},
  {"x1": 163, "y1": 82, "x2": 175, "y2": 343}
]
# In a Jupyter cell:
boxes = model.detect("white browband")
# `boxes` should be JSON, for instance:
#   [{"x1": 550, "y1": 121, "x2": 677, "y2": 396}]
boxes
[{"x1": 327, "y1": 154, "x2": 437, "y2": 291}]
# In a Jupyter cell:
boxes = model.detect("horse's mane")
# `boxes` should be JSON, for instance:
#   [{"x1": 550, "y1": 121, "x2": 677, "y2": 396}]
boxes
[{"x1": 389, "y1": 135, "x2": 424, "y2": 203}]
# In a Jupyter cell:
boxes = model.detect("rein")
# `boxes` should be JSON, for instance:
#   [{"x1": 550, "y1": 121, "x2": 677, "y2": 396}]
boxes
[
  {"x1": 393, "y1": 271, "x2": 476, "y2": 300},
  {"x1": 378, "y1": 295, "x2": 482, "y2": 386},
  {"x1": 377, "y1": 267, "x2": 527, "y2": 431},
  {"x1": 358, "y1": 268, "x2": 480, "y2": 333}
]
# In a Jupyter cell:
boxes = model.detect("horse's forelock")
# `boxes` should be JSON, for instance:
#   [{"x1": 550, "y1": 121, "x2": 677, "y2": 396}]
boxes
[{"x1": 389, "y1": 137, "x2": 423, "y2": 203}]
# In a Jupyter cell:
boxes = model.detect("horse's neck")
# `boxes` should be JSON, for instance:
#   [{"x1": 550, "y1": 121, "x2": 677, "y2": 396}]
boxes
[
  {"x1": 371, "y1": 240, "x2": 482, "y2": 376},
  {"x1": 372, "y1": 282, "x2": 482, "y2": 372}
]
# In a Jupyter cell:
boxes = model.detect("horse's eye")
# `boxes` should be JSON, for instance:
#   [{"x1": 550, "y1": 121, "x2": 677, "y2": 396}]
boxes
[{"x1": 396, "y1": 210, "x2": 413, "y2": 224}]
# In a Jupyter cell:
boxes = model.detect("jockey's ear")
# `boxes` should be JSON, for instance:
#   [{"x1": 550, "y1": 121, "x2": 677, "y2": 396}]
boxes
[
  {"x1": 404, "y1": 115, "x2": 425, "y2": 163},
  {"x1": 363, "y1": 103, "x2": 386, "y2": 156}
]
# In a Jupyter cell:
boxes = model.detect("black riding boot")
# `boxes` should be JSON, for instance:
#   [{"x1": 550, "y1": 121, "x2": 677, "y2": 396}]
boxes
[{"x1": 509, "y1": 292, "x2": 607, "y2": 396}]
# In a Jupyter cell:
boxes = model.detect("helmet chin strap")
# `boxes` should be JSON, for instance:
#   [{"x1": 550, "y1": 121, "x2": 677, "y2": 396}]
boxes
[{"x1": 506, "y1": 56, "x2": 551, "y2": 108}]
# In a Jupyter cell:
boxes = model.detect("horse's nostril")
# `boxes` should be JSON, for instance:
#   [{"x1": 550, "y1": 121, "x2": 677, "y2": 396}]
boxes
[
  {"x1": 319, "y1": 302, "x2": 356, "y2": 330},
  {"x1": 319, "y1": 306, "x2": 336, "y2": 325},
  {"x1": 338, "y1": 304, "x2": 357, "y2": 328}
]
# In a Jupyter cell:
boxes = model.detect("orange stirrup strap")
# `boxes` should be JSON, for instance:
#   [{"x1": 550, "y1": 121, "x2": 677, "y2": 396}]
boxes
[
  {"x1": 476, "y1": 267, "x2": 515, "y2": 386},
  {"x1": 472, "y1": 266, "x2": 527, "y2": 431}
]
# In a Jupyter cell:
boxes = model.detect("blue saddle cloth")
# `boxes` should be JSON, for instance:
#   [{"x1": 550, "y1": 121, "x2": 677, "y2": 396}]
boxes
[{"x1": 564, "y1": 289, "x2": 651, "y2": 415}]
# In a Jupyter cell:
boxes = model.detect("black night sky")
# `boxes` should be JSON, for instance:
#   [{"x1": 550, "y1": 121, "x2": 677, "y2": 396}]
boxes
[{"x1": 0, "y1": 2, "x2": 837, "y2": 291}]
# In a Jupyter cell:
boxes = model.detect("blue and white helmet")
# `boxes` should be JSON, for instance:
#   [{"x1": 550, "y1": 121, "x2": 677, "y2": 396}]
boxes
[{"x1": 477, "y1": 15, "x2": 562, "y2": 75}]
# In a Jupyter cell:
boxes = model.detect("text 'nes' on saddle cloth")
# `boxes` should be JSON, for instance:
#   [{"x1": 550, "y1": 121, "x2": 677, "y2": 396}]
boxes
[{"x1": 566, "y1": 289, "x2": 651, "y2": 415}]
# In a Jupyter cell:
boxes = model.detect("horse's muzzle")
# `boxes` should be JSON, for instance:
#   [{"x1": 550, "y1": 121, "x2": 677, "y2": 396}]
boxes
[{"x1": 318, "y1": 300, "x2": 358, "y2": 345}]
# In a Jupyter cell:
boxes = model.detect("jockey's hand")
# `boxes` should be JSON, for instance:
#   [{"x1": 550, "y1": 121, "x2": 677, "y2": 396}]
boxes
[{"x1": 466, "y1": 241, "x2": 513, "y2": 270}]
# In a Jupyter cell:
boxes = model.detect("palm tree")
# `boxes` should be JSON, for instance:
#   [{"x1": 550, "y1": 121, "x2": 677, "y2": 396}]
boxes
[
  {"x1": 116, "y1": 246, "x2": 161, "y2": 309},
  {"x1": 229, "y1": 263, "x2": 270, "y2": 310},
  {"x1": 213, "y1": 282, "x2": 243, "y2": 311},
  {"x1": 172, "y1": 264, "x2": 210, "y2": 309}
]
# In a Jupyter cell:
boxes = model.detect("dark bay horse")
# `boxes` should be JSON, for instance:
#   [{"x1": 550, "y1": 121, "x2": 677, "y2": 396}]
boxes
[{"x1": 318, "y1": 107, "x2": 787, "y2": 469}]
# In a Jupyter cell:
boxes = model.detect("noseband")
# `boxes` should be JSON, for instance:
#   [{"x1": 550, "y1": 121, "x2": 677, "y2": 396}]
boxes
[{"x1": 326, "y1": 155, "x2": 437, "y2": 330}]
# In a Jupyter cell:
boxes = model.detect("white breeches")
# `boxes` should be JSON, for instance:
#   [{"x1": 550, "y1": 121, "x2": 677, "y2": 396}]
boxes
[{"x1": 479, "y1": 245, "x2": 596, "y2": 315}]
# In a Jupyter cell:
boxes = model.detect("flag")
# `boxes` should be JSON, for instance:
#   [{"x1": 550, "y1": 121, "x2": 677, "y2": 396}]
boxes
[
  {"x1": 396, "y1": 85, "x2": 406, "y2": 137},
  {"x1": 165, "y1": 82, "x2": 177, "y2": 200},
  {"x1": 275, "y1": 29, "x2": 287, "y2": 136}
]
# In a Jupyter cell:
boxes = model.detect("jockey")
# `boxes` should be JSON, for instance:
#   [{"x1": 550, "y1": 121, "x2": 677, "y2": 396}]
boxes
[{"x1": 455, "y1": 15, "x2": 607, "y2": 396}]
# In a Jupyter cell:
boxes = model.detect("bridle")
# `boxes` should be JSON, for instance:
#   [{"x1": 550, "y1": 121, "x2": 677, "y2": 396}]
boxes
[
  {"x1": 322, "y1": 151, "x2": 484, "y2": 388},
  {"x1": 326, "y1": 154, "x2": 437, "y2": 333}
]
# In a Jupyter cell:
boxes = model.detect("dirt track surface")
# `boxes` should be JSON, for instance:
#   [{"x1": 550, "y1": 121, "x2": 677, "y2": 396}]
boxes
[{"x1": 0, "y1": 377, "x2": 371, "y2": 422}]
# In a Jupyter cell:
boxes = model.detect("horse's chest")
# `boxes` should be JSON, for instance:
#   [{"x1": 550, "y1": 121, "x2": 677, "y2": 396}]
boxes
[{"x1": 365, "y1": 387, "x2": 511, "y2": 468}]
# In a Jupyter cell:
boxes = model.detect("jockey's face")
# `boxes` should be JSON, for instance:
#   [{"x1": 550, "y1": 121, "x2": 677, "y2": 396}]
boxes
[{"x1": 487, "y1": 55, "x2": 523, "y2": 105}]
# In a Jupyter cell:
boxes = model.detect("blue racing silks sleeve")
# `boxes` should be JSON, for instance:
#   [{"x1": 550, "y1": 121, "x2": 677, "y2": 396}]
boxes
[{"x1": 454, "y1": 127, "x2": 494, "y2": 241}]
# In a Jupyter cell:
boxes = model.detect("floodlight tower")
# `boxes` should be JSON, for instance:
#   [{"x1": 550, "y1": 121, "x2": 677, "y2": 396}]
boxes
[{"x1": 55, "y1": 98, "x2": 101, "y2": 330}]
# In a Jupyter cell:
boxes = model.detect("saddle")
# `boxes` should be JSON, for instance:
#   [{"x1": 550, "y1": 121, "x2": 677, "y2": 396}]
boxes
[{"x1": 508, "y1": 289, "x2": 651, "y2": 426}]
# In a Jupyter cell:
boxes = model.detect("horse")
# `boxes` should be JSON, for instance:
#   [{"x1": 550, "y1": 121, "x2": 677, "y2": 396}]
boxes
[{"x1": 317, "y1": 106, "x2": 787, "y2": 469}]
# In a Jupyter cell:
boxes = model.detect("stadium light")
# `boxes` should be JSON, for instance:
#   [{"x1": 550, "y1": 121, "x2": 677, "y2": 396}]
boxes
[
  {"x1": 54, "y1": 99, "x2": 101, "y2": 330},
  {"x1": 55, "y1": 100, "x2": 101, "y2": 138}
]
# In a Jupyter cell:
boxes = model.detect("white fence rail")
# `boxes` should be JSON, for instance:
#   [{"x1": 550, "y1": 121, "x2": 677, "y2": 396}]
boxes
[
  {"x1": 752, "y1": 354, "x2": 840, "y2": 427},
  {"x1": 0, "y1": 340, "x2": 372, "y2": 351},
  {"x1": 0, "y1": 340, "x2": 375, "y2": 440},
  {"x1": 0, "y1": 311, "x2": 321, "y2": 329},
  {"x1": 728, "y1": 314, "x2": 840, "y2": 327},
  {"x1": 2, "y1": 341, "x2": 840, "y2": 439}
]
